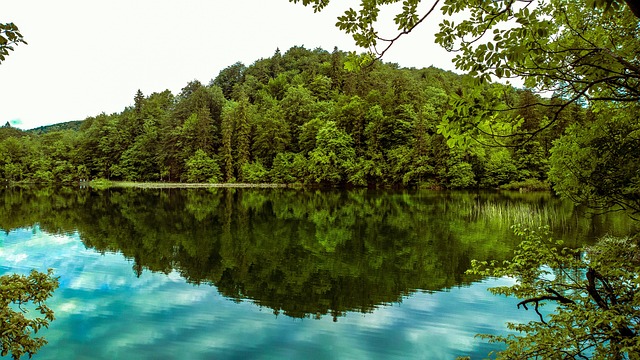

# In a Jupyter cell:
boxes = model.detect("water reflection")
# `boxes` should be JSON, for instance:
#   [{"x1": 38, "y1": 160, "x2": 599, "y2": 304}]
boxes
[
  {"x1": 0, "y1": 225, "x2": 523, "y2": 359},
  {"x1": 0, "y1": 187, "x2": 632, "y2": 321}
]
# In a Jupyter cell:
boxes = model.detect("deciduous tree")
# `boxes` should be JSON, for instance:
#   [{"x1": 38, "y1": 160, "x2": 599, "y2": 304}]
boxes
[{"x1": 0, "y1": 270, "x2": 59, "y2": 360}]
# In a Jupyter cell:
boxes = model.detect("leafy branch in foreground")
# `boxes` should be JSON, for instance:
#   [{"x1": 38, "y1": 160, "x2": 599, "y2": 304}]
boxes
[
  {"x1": 469, "y1": 226, "x2": 640, "y2": 359},
  {"x1": 0, "y1": 269, "x2": 59, "y2": 360},
  {"x1": 548, "y1": 104, "x2": 640, "y2": 217},
  {"x1": 0, "y1": 23, "x2": 27, "y2": 64},
  {"x1": 292, "y1": 0, "x2": 639, "y2": 147},
  {"x1": 437, "y1": 0, "x2": 639, "y2": 147}
]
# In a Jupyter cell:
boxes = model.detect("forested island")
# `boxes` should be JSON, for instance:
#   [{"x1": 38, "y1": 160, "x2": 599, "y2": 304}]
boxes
[{"x1": 1, "y1": 46, "x2": 580, "y2": 189}]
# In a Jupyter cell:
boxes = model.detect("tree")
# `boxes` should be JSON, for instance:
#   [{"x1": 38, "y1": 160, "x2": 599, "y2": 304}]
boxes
[
  {"x1": 234, "y1": 97, "x2": 253, "y2": 181},
  {"x1": 0, "y1": 23, "x2": 26, "y2": 64},
  {"x1": 280, "y1": 85, "x2": 317, "y2": 151},
  {"x1": 292, "y1": 0, "x2": 639, "y2": 143},
  {"x1": 549, "y1": 104, "x2": 640, "y2": 215},
  {"x1": 134, "y1": 89, "x2": 144, "y2": 115},
  {"x1": 307, "y1": 121, "x2": 356, "y2": 185},
  {"x1": 271, "y1": 152, "x2": 305, "y2": 183},
  {"x1": 469, "y1": 226, "x2": 640, "y2": 358},
  {"x1": 0, "y1": 269, "x2": 59, "y2": 360},
  {"x1": 211, "y1": 62, "x2": 247, "y2": 100},
  {"x1": 241, "y1": 160, "x2": 270, "y2": 183},
  {"x1": 252, "y1": 108, "x2": 291, "y2": 167},
  {"x1": 290, "y1": 0, "x2": 639, "y2": 60},
  {"x1": 435, "y1": 0, "x2": 639, "y2": 146},
  {"x1": 220, "y1": 102, "x2": 236, "y2": 182},
  {"x1": 184, "y1": 149, "x2": 222, "y2": 183},
  {"x1": 337, "y1": 95, "x2": 367, "y2": 155},
  {"x1": 219, "y1": 97, "x2": 253, "y2": 182}
]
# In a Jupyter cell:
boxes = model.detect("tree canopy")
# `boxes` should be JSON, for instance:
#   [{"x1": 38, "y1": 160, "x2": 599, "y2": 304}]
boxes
[
  {"x1": 0, "y1": 22, "x2": 26, "y2": 64},
  {"x1": 1, "y1": 45, "x2": 582, "y2": 191}
]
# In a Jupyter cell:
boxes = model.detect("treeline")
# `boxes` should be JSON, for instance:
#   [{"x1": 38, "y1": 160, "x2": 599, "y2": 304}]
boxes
[{"x1": 0, "y1": 46, "x2": 585, "y2": 188}]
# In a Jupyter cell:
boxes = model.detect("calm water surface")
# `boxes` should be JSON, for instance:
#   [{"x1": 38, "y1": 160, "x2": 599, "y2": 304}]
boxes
[{"x1": 0, "y1": 188, "x2": 634, "y2": 359}]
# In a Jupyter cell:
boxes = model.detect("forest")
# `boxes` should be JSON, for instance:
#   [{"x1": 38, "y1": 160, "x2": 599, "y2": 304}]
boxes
[{"x1": 0, "y1": 46, "x2": 584, "y2": 189}]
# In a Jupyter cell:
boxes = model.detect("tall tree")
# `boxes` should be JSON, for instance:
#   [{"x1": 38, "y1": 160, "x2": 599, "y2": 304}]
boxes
[
  {"x1": 252, "y1": 108, "x2": 291, "y2": 167},
  {"x1": 134, "y1": 89, "x2": 144, "y2": 115},
  {"x1": 220, "y1": 101, "x2": 236, "y2": 182}
]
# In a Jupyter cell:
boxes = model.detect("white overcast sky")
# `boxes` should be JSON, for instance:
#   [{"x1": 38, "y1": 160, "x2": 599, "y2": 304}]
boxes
[{"x1": 1, "y1": 0, "x2": 457, "y2": 130}]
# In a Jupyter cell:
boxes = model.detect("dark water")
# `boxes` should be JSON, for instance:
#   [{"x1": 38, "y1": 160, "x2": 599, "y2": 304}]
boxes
[{"x1": 0, "y1": 187, "x2": 635, "y2": 359}]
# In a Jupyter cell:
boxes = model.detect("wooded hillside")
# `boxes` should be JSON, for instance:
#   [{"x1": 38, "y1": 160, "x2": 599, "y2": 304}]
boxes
[{"x1": 0, "y1": 46, "x2": 583, "y2": 188}]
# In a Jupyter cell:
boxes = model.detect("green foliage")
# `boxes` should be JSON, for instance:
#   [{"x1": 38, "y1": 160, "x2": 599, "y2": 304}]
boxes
[
  {"x1": 436, "y1": 0, "x2": 638, "y2": 149},
  {"x1": 499, "y1": 179, "x2": 550, "y2": 192},
  {"x1": 480, "y1": 148, "x2": 518, "y2": 188},
  {"x1": 184, "y1": 149, "x2": 222, "y2": 183},
  {"x1": 271, "y1": 152, "x2": 305, "y2": 184},
  {"x1": 446, "y1": 162, "x2": 476, "y2": 189},
  {"x1": 0, "y1": 269, "x2": 59, "y2": 359},
  {"x1": 549, "y1": 105, "x2": 640, "y2": 214},
  {"x1": 436, "y1": 0, "x2": 639, "y2": 98},
  {"x1": 0, "y1": 23, "x2": 26, "y2": 64},
  {"x1": 241, "y1": 161, "x2": 270, "y2": 183},
  {"x1": 0, "y1": 45, "x2": 574, "y2": 189},
  {"x1": 26, "y1": 121, "x2": 84, "y2": 135},
  {"x1": 252, "y1": 108, "x2": 291, "y2": 167},
  {"x1": 469, "y1": 226, "x2": 640, "y2": 358},
  {"x1": 307, "y1": 121, "x2": 356, "y2": 185},
  {"x1": 211, "y1": 61, "x2": 246, "y2": 99}
]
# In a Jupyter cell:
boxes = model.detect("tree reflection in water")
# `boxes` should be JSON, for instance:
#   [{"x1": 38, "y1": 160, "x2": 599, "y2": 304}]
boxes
[{"x1": 0, "y1": 187, "x2": 630, "y2": 321}]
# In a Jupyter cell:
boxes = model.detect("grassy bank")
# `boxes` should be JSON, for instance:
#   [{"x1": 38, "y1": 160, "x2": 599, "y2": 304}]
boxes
[{"x1": 88, "y1": 180, "x2": 293, "y2": 189}]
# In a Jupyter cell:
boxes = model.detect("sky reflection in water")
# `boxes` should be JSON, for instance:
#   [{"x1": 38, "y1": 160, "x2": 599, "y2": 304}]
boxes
[{"x1": 0, "y1": 226, "x2": 536, "y2": 360}]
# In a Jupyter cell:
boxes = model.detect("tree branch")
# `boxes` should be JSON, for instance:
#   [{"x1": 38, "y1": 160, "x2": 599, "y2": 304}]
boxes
[
  {"x1": 517, "y1": 287, "x2": 576, "y2": 323},
  {"x1": 373, "y1": 0, "x2": 441, "y2": 59}
]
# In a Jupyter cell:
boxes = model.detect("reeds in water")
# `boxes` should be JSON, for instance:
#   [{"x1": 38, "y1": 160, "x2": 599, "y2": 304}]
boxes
[{"x1": 472, "y1": 201, "x2": 570, "y2": 230}]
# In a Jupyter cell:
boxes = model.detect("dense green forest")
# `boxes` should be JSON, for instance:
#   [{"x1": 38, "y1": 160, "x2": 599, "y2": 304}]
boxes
[{"x1": 0, "y1": 46, "x2": 583, "y2": 189}]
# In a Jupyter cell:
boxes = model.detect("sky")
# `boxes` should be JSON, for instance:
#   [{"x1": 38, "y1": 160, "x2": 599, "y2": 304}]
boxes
[{"x1": 1, "y1": 0, "x2": 457, "y2": 130}]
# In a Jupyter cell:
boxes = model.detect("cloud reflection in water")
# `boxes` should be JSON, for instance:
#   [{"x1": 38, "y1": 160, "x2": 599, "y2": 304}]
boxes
[{"x1": 0, "y1": 227, "x2": 538, "y2": 359}]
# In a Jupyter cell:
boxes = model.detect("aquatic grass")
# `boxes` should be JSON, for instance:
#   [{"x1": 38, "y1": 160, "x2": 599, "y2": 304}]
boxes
[
  {"x1": 472, "y1": 201, "x2": 571, "y2": 230},
  {"x1": 88, "y1": 178, "x2": 113, "y2": 190}
]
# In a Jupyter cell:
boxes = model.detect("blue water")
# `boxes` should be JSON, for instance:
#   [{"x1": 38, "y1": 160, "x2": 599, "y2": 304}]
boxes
[{"x1": 0, "y1": 226, "x2": 537, "y2": 359}]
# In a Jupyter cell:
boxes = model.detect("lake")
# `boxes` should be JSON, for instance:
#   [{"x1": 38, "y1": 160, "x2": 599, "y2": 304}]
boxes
[{"x1": 0, "y1": 187, "x2": 635, "y2": 359}]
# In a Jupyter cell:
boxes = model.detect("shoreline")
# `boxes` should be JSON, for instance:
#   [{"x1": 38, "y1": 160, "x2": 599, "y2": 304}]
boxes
[{"x1": 87, "y1": 181, "x2": 293, "y2": 189}]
